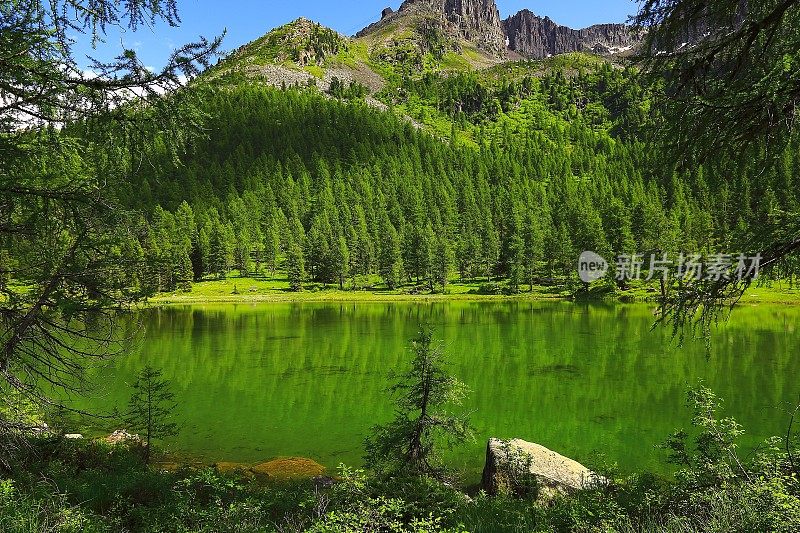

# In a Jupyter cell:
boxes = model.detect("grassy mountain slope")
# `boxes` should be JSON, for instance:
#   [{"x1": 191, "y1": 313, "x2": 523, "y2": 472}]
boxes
[
  {"x1": 203, "y1": 18, "x2": 385, "y2": 93},
  {"x1": 200, "y1": 14, "x2": 637, "y2": 145}
]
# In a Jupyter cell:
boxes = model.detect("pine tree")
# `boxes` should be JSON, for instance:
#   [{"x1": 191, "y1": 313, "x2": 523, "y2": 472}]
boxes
[
  {"x1": 228, "y1": 196, "x2": 254, "y2": 277},
  {"x1": 334, "y1": 236, "x2": 350, "y2": 290},
  {"x1": 507, "y1": 230, "x2": 525, "y2": 294},
  {"x1": 523, "y1": 209, "x2": 545, "y2": 292},
  {"x1": 175, "y1": 251, "x2": 194, "y2": 292},
  {"x1": 364, "y1": 328, "x2": 471, "y2": 478},
  {"x1": 432, "y1": 233, "x2": 454, "y2": 292},
  {"x1": 378, "y1": 213, "x2": 403, "y2": 290},
  {"x1": 479, "y1": 221, "x2": 499, "y2": 283},
  {"x1": 208, "y1": 220, "x2": 232, "y2": 280},
  {"x1": 123, "y1": 366, "x2": 178, "y2": 464},
  {"x1": 548, "y1": 223, "x2": 574, "y2": 281},
  {"x1": 262, "y1": 212, "x2": 281, "y2": 280},
  {"x1": 286, "y1": 217, "x2": 306, "y2": 292}
]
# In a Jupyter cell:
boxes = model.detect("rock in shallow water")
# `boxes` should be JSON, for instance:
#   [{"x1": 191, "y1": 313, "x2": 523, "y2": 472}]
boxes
[
  {"x1": 481, "y1": 438, "x2": 605, "y2": 499},
  {"x1": 250, "y1": 457, "x2": 326, "y2": 481},
  {"x1": 105, "y1": 429, "x2": 143, "y2": 446}
]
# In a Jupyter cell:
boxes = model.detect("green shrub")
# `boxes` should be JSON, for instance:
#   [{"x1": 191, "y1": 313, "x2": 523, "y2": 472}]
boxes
[
  {"x1": 475, "y1": 282, "x2": 503, "y2": 295},
  {"x1": 0, "y1": 479, "x2": 109, "y2": 533}
]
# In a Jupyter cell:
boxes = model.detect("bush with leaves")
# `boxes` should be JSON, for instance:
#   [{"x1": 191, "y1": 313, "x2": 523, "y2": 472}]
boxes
[
  {"x1": 305, "y1": 465, "x2": 461, "y2": 533},
  {"x1": 653, "y1": 386, "x2": 800, "y2": 532}
]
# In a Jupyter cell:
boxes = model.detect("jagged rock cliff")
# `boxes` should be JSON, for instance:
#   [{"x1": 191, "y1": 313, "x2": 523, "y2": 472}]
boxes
[
  {"x1": 503, "y1": 9, "x2": 640, "y2": 59},
  {"x1": 440, "y1": 0, "x2": 506, "y2": 56},
  {"x1": 358, "y1": 0, "x2": 507, "y2": 58},
  {"x1": 358, "y1": 2, "x2": 641, "y2": 63}
]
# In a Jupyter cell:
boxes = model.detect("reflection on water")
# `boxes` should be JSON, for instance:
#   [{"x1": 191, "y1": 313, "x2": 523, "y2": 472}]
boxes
[{"x1": 70, "y1": 301, "x2": 800, "y2": 477}]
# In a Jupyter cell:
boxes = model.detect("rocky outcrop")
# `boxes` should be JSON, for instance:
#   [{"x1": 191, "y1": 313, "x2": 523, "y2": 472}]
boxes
[
  {"x1": 440, "y1": 0, "x2": 506, "y2": 56},
  {"x1": 503, "y1": 10, "x2": 641, "y2": 59},
  {"x1": 381, "y1": 7, "x2": 394, "y2": 19},
  {"x1": 359, "y1": 0, "x2": 507, "y2": 57},
  {"x1": 482, "y1": 438, "x2": 605, "y2": 499}
]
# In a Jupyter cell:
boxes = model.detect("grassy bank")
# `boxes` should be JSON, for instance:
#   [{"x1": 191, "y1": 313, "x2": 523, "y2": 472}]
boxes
[
  {"x1": 148, "y1": 276, "x2": 800, "y2": 306},
  {"x1": 148, "y1": 276, "x2": 571, "y2": 304}
]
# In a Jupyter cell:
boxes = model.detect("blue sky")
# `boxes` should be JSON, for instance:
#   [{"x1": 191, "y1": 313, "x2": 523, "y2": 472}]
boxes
[{"x1": 74, "y1": 0, "x2": 639, "y2": 71}]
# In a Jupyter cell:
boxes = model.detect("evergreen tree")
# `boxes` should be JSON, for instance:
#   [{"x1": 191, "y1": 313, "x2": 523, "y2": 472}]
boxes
[
  {"x1": 208, "y1": 219, "x2": 233, "y2": 280},
  {"x1": 432, "y1": 233, "x2": 454, "y2": 292},
  {"x1": 523, "y1": 209, "x2": 546, "y2": 292},
  {"x1": 364, "y1": 328, "x2": 472, "y2": 478},
  {"x1": 123, "y1": 366, "x2": 179, "y2": 464},
  {"x1": 262, "y1": 215, "x2": 281, "y2": 280},
  {"x1": 378, "y1": 214, "x2": 403, "y2": 290},
  {"x1": 286, "y1": 217, "x2": 306, "y2": 292},
  {"x1": 334, "y1": 236, "x2": 350, "y2": 290},
  {"x1": 479, "y1": 222, "x2": 500, "y2": 283}
]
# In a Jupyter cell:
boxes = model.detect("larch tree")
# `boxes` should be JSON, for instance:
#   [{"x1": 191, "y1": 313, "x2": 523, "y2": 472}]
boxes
[
  {"x1": 123, "y1": 366, "x2": 179, "y2": 464},
  {"x1": 635, "y1": 0, "x2": 800, "y2": 331},
  {"x1": 364, "y1": 328, "x2": 472, "y2": 479},
  {"x1": 0, "y1": 0, "x2": 220, "y2": 462}
]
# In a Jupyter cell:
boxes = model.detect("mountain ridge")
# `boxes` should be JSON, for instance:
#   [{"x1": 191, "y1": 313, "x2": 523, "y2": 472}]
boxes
[
  {"x1": 204, "y1": 1, "x2": 641, "y2": 98},
  {"x1": 357, "y1": 0, "x2": 507, "y2": 58},
  {"x1": 502, "y1": 9, "x2": 640, "y2": 59},
  {"x1": 356, "y1": 0, "x2": 641, "y2": 60}
]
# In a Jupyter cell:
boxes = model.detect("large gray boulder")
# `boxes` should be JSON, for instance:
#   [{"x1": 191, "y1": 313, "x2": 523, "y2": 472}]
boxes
[{"x1": 481, "y1": 438, "x2": 605, "y2": 499}]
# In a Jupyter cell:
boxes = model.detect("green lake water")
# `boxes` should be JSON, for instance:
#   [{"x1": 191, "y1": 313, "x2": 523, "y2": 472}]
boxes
[{"x1": 73, "y1": 301, "x2": 800, "y2": 478}]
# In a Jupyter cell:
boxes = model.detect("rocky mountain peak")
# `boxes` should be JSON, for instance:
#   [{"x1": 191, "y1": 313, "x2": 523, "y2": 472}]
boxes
[{"x1": 361, "y1": 0, "x2": 507, "y2": 57}]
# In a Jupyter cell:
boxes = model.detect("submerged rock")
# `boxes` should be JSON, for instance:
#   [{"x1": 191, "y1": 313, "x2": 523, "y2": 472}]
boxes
[
  {"x1": 153, "y1": 462, "x2": 182, "y2": 473},
  {"x1": 215, "y1": 461, "x2": 250, "y2": 474},
  {"x1": 481, "y1": 438, "x2": 605, "y2": 499},
  {"x1": 250, "y1": 457, "x2": 326, "y2": 481},
  {"x1": 214, "y1": 461, "x2": 255, "y2": 480}
]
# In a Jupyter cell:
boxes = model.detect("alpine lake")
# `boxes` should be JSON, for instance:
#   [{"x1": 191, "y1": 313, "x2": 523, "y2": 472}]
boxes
[{"x1": 69, "y1": 301, "x2": 800, "y2": 481}]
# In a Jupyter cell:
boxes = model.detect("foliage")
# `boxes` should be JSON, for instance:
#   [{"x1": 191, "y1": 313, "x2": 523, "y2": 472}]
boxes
[
  {"x1": 305, "y1": 466, "x2": 460, "y2": 532},
  {"x1": 0, "y1": 0, "x2": 220, "y2": 463},
  {"x1": 0, "y1": 479, "x2": 107, "y2": 533},
  {"x1": 74, "y1": 49, "x2": 797, "y2": 316},
  {"x1": 218, "y1": 18, "x2": 347, "y2": 70},
  {"x1": 328, "y1": 77, "x2": 368, "y2": 100},
  {"x1": 635, "y1": 0, "x2": 800, "y2": 333},
  {"x1": 2, "y1": 387, "x2": 800, "y2": 532},
  {"x1": 9, "y1": 41, "x2": 800, "y2": 314}
]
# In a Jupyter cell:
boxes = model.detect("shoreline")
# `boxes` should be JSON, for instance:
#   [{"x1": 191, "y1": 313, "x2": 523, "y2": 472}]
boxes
[
  {"x1": 147, "y1": 284, "x2": 800, "y2": 307},
  {"x1": 148, "y1": 292, "x2": 569, "y2": 306}
]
